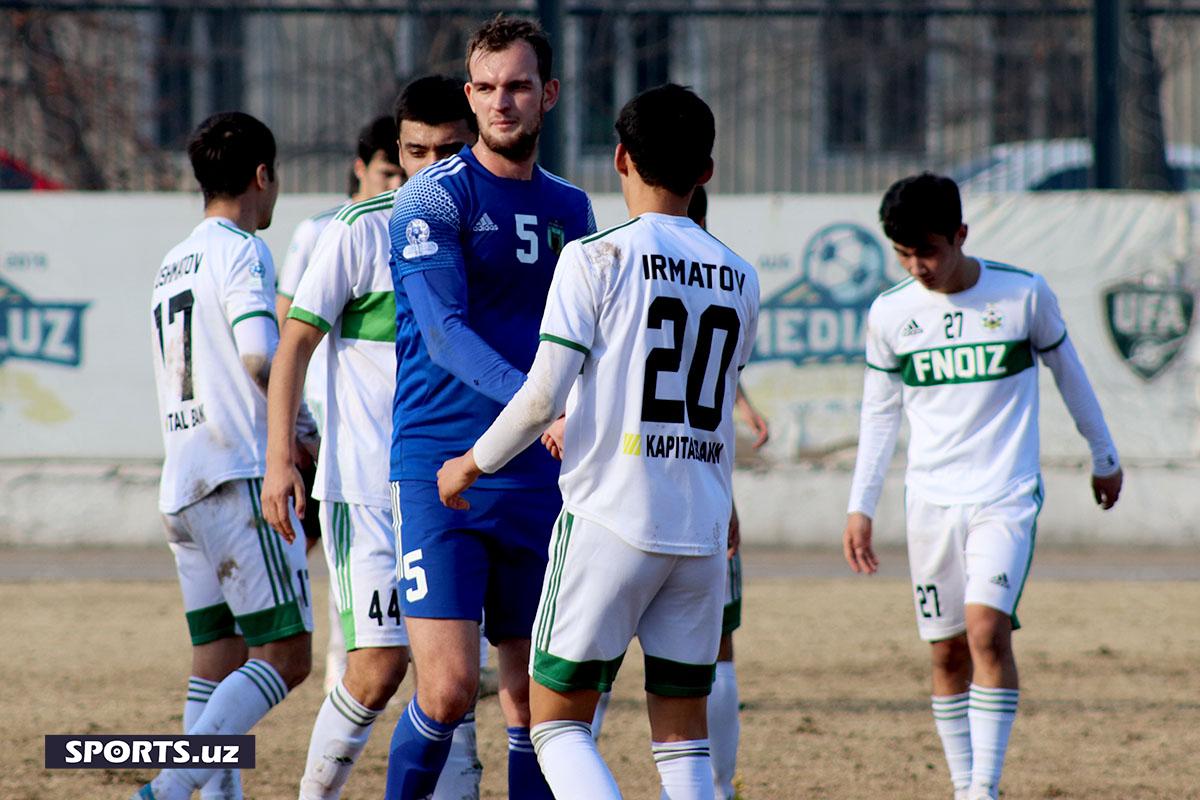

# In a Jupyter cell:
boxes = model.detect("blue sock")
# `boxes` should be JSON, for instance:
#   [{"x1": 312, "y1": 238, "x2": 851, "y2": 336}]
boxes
[
  {"x1": 385, "y1": 696, "x2": 459, "y2": 800},
  {"x1": 507, "y1": 726, "x2": 554, "y2": 800}
]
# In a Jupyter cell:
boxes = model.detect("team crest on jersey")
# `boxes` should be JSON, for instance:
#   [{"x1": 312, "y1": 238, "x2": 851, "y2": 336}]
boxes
[
  {"x1": 0, "y1": 276, "x2": 88, "y2": 367},
  {"x1": 547, "y1": 220, "x2": 566, "y2": 255},
  {"x1": 982, "y1": 304, "x2": 1003, "y2": 330},
  {"x1": 755, "y1": 222, "x2": 892, "y2": 365},
  {"x1": 402, "y1": 218, "x2": 439, "y2": 260},
  {"x1": 1104, "y1": 281, "x2": 1194, "y2": 380}
]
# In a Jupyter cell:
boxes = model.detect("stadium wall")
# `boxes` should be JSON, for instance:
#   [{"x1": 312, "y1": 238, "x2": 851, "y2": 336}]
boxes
[{"x1": 2, "y1": 191, "x2": 1198, "y2": 546}]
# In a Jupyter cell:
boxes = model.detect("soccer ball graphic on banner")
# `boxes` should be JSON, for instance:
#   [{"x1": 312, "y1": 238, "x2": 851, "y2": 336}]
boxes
[{"x1": 802, "y1": 223, "x2": 887, "y2": 305}]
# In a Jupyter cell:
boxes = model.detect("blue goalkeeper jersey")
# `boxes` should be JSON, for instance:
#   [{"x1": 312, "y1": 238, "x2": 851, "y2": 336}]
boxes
[{"x1": 388, "y1": 145, "x2": 595, "y2": 488}]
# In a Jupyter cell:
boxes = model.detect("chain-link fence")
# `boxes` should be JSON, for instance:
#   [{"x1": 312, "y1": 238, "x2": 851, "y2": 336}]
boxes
[{"x1": 3, "y1": 1, "x2": 1200, "y2": 194}]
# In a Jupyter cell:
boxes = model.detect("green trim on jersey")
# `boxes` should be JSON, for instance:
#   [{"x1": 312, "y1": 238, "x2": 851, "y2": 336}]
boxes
[
  {"x1": 581, "y1": 216, "x2": 640, "y2": 244},
  {"x1": 985, "y1": 262, "x2": 1034, "y2": 278},
  {"x1": 866, "y1": 361, "x2": 901, "y2": 373},
  {"x1": 335, "y1": 190, "x2": 397, "y2": 224},
  {"x1": 231, "y1": 309, "x2": 277, "y2": 328},
  {"x1": 539, "y1": 333, "x2": 589, "y2": 355},
  {"x1": 533, "y1": 648, "x2": 627, "y2": 693},
  {"x1": 1009, "y1": 477, "x2": 1044, "y2": 631},
  {"x1": 880, "y1": 277, "x2": 915, "y2": 297},
  {"x1": 644, "y1": 654, "x2": 718, "y2": 697},
  {"x1": 311, "y1": 204, "x2": 343, "y2": 222},
  {"x1": 185, "y1": 602, "x2": 237, "y2": 645},
  {"x1": 287, "y1": 306, "x2": 332, "y2": 333},
  {"x1": 898, "y1": 339, "x2": 1033, "y2": 387},
  {"x1": 216, "y1": 221, "x2": 251, "y2": 239},
  {"x1": 1036, "y1": 330, "x2": 1068, "y2": 353},
  {"x1": 340, "y1": 291, "x2": 397, "y2": 342},
  {"x1": 276, "y1": 291, "x2": 294, "y2": 300}
]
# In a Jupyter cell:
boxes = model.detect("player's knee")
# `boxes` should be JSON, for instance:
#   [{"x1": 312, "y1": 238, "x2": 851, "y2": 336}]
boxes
[
  {"x1": 344, "y1": 648, "x2": 408, "y2": 708},
  {"x1": 930, "y1": 634, "x2": 971, "y2": 674},
  {"x1": 417, "y1": 678, "x2": 478, "y2": 723},
  {"x1": 256, "y1": 637, "x2": 313, "y2": 690},
  {"x1": 965, "y1": 611, "x2": 1012, "y2": 661}
]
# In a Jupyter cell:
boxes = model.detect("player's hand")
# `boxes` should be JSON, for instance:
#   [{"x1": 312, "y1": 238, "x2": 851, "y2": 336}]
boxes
[
  {"x1": 541, "y1": 415, "x2": 566, "y2": 461},
  {"x1": 438, "y1": 450, "x2": 483, "y2": 510},
  {"x1": 1092, "y1": 468, "x2": 1123, "y2": 510},
  {"x1": 742, "y1": 407, "x2": 770, "y2": 449},
  {"x1": 843, "y1": 512, "x2": 878, "y2": 575},
  {"x1": 262, "y1": 457, "x2": 306, "y2": 544}
]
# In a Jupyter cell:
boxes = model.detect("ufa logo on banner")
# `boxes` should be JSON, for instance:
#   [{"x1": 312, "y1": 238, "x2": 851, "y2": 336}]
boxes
[
  {"x1": 1104, "y1": 282, "x2": 1193, "y2": 380},
  {"x1": 754, "y1": 223, "x2": 890, "y2": 365},
  {"x1": 0, "y1": 276, "x2": 88, "y2": 367}
]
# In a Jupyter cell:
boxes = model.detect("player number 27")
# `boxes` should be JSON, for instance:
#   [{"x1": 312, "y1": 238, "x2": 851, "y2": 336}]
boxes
[
  {"x1": 916, "y1": 584, "x2": 942, "y2": 618},
  {"x1": 401, "y1": 549, "x2": 428, "y2": 603},
  {"x1": 641, "y1": 297, "x2": 741, "y2": 432}
]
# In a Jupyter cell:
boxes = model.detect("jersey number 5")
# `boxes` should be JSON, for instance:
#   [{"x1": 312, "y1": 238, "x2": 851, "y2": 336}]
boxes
[
  {"x1": 515, "y1": 214, "x2": 538, "y2": 264},
  {"x1": 641, "y1": 296, "x2": 741, "y2": 432},
  {"x1": 153, "y1": 289, "x2": 195, "y2": 401}
]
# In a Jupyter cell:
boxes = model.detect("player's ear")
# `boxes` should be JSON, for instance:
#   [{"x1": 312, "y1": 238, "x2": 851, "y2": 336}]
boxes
[
  {"x1": 614, "y1": 143, "x2": 630, "y2": 177},
  {"x1": 353, "y1": 158, "x2": 368, "y2": 182},
  {"x1": 541, "y1": 78, "x2": 560, "y2": 113},
  {"x1": 956, "y1": 224, "x2": 968, "y2": 248},
  {"x1": 697, "y1": 157, "x2": 714, "y2": 187},
  {"x1": 255, "y1": 163, "x2": 270, "y2": 190}
]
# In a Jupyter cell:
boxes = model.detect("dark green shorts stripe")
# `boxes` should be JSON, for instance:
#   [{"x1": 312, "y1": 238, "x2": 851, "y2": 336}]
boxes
[
  {"x1": 250, "y1": 479, "x2": 295, "y2": 605},
  {"x1": 538, "y1": 513, "x2": 573, "y2": 652},
  {"x1": 247, "y1": 480, "x2": 281, "y2": 606},
  {"x1": 1010, "y1": 477, "x2": 1044, "y2": 631},
  {"x1": 722, "y1": 552, "x2": 743, "y2": 635},
  {"x1": 236, "y1": 601, "x2": 306, "y2": 646},
  {"x1": 643, "y1": 654, "x2": 716, "y2": 698},
  {"x1": 532, "y1": 648, "x2": 626, "y2": 693},
  {"x1": 185, "y1": 602, "x2": 237, "y2": 645}
]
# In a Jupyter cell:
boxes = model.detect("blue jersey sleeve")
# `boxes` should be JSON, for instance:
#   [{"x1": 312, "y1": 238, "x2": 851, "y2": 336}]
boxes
[
  {"x1": 402, "y1": 268, "x2": 526, "y2": 405},
  {"x1": 390, "y1": 168, "x2": 465, "y2": 279}
]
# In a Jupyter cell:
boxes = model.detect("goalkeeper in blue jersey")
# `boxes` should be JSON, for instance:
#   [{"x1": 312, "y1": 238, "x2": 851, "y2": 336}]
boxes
[{"x1": 382, "y1": 16, "x2": 595, "y2": 800}]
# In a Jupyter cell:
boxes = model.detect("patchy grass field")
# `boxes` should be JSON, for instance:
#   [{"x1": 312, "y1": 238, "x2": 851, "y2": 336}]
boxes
[{"x1": 1, "y1": 561, "x2": 1198, "y2": 799}]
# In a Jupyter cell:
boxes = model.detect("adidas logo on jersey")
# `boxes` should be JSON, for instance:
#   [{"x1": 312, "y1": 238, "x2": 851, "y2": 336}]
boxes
[
  {"x1": 473, "y1": 213, "x2": 499, "y2": 233},
  {"x1": 989, "y1": 572, "x2": 1010, "y2": 589},
  {"x1": 901, "y1": 319, "x2": 923, "y2": 336}
]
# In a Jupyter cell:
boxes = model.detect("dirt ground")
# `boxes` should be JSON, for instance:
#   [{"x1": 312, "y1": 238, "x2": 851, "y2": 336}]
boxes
[{"x1": 1, "y1": 549, "x2": 1198, "y2": 799}]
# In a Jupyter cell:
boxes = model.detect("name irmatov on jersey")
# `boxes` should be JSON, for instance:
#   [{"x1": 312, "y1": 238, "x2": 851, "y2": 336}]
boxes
[
  {"x1": 642, "y1": 253, "x2": 748, "y2": 294},
  {"x1": 165, "y1": 403, "x2": 207, "y2": 432}
]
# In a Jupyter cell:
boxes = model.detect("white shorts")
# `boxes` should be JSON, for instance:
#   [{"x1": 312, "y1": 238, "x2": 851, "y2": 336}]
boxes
[
  {"x1": 320, "y1": 501, "x2": 408, "y2": 650},
  {"x1": 165, "y1": 478, "x2": 314, "y2": 647},
  {"x1": 905, "y1": 475, "x2": 1044, "y2": 642},
  {"x1": 531, "y1": 511, "x2": 724, "y2": 698}
]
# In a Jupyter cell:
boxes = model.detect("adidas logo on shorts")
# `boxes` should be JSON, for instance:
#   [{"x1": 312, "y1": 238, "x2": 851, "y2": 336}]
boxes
[
  {"x1": 989, "y1": 572, "x2": 1010, "y2": 589},
  {"x1": 473, "y1": 213, "x2": 499, "y2": 233},
  {"x1": 901, "y1": 319, "x2": 923, "y2": 336}
]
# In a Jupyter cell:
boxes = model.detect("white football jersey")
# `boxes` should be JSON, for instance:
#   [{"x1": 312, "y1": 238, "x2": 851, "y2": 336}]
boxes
[
  {"x1": 287, "y1": 191, "x2": 396, "y2": 508},
  {"x1": 151, "y1": 217, "x2": 277, "y2": 513},
  {"x1": 542, "y1": 213, "x2": 760, "y2": 556},
  {"x1": 865, "y1": 260, "x2": 1068, "y2": 504},
  {"x1": 278, "y1": 203, "x2": 345, "y2": 427}
]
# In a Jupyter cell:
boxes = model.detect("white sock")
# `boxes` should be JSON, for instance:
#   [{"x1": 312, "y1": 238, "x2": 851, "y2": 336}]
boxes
[
  {"x1": 433, "y1": 710, "x2": 482, "y2": 800},
  {"x1": 707, "y1": 662, "x2": 739, "y2": 800},
  {"x1": 149, "y1": 659, "x2": 289, "y2": 798},
  {"x1": 968, "y1": 684, "x2": 1018, "y2": 797},
  {"x1": 531, "y1": 720, "x2": 621, "y2": 799},
  {"x1": 324, "y1": 585, "x2": 347, "y2": 694},
  {"x1": 591, "y1": 692, "x2": 612, "y2": 741},
  {"x1": 298, "y1": 679, "x2": 381, "y2": 799},
  {"x1": 932, "y1": 692, "x2": 972, "y2": 792},
  {"x1": 653, "y1": 740, "x2": 714, "y2": 800},
  {"x1": 186, "y1": 677, "x2": 242, "y2": 800}
]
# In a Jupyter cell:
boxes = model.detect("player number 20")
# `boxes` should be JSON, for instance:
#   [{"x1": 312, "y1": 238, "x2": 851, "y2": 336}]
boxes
[
  {"x1": 641, "y1": 297, "x2": 741, "y2": 431},
  {"x1": 401, "y1": 549, "x2": 429, "y2": 603}
]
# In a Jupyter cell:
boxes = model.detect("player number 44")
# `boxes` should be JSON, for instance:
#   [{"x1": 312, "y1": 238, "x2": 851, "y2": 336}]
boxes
[{"x1": 401, "y1": 549, "x2": 428, "y2": 602}]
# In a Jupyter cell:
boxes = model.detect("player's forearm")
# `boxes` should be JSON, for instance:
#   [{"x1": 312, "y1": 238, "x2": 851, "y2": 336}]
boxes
[
  {"x1": 473, "y1": 341, "x2": 584, "y2": 473},
  {"x1": 1040, "y1": 335, "x2": 1121, "y2": 475},
  {"x1": 846, "y1": 369, "x2": 904, "y2": 517},
  {"x1": 403, "y1": 269, "x2": 526, "y2": 403},
  {"x1": 266, "y1": 321, "x2": 321, "y2": 465}
]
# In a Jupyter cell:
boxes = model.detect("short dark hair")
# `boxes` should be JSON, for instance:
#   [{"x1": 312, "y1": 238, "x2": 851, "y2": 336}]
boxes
[
  {"x1": 356, "y1": 116, "x2": 399, "y2": 165},
  {"x1": 187, "y1": 111, "x2": 276, "y2": 203},
  {"x1": 466, "y1": 15, "x2": 553, "y2": 85},
  {"x1": 615, "y1": 84, "x2": 715, "y2": 198},
  {"x1": 687, "y1": 185, "x2": 708, "y2": 226},
  {"x1": 393, "y1": 75, "x2": 477, "y2": 134},
  {"x1": 879, "y1": 172, "x2": 962, "y2": 246}
]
